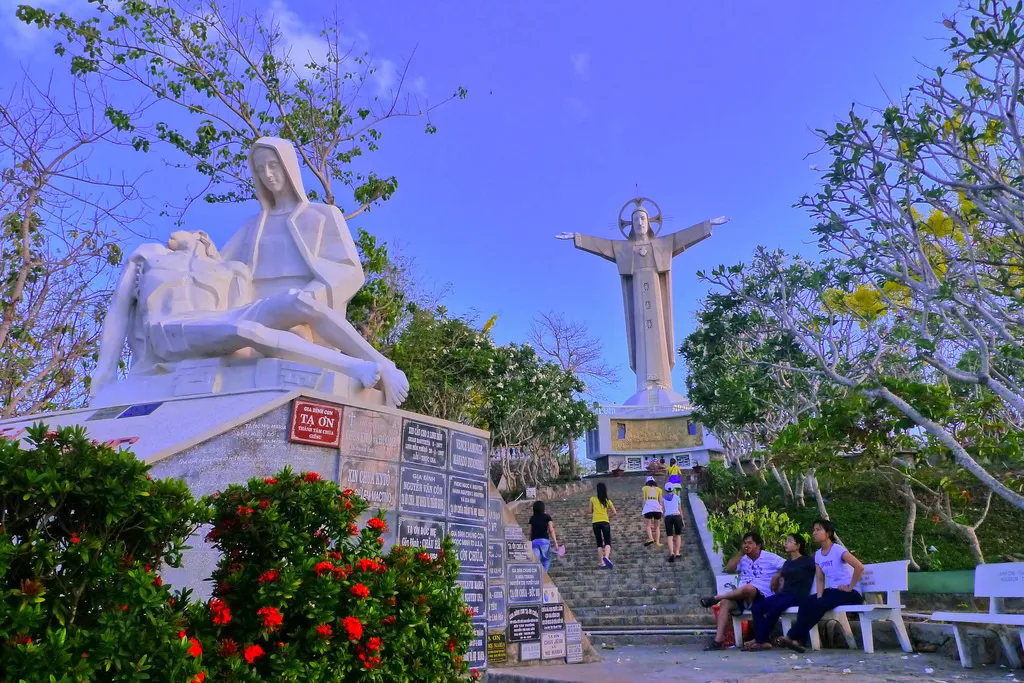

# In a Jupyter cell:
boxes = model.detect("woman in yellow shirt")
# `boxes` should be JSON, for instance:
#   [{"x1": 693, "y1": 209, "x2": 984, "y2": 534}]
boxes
[{"x1": 589, "y1": 482, "x2": 617, "y2": 568}]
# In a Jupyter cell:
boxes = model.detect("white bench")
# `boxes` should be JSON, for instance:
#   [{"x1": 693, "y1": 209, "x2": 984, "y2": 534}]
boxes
[
  {"x1": 717, "y1": 559, "x2": 912, "y2": 653},
  {"x1": 932, "y1": 562, "x2": 1024, "y2": 669}
]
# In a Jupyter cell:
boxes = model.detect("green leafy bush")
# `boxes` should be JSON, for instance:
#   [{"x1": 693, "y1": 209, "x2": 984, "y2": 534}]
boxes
[
  {"x1": 0, "y1": 424, "x2": 205, "y2": 682},
  {"x1": 707, "y1": 498, "x2": 801, "y2": 556},
  {"x1": 190, "y1": 468, "x2": 476, "y2": 682}
]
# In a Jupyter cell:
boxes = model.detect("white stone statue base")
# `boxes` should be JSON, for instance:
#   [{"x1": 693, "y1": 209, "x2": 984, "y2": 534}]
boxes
[{"x1": 90, "y1": 357, "x2": 384, "y2": 408}]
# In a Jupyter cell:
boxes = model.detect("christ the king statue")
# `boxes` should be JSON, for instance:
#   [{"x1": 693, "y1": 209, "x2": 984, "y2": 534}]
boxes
[{"x1": 557, "y1": 198, "x2": 726, "y2": 405}]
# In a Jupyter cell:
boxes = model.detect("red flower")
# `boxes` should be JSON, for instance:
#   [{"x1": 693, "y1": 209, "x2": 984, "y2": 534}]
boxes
[
  {"x1": 356, "y1": 558, "x2": 378, "y2": 572},
  {"x1": 348, "y1": 524, "x2": 359, "y2": 536},
  {"x1": 342, "y1": 616, "x2": 363, "y2": 640},
  {"x1": 465, "y1": 607, "x2": 474, "y2": 616},
  {"x1": 332, "y1": 564, "x2": 352, "y2": 580},
  {"x1": 258, "y1": 499, "x2": 270, "y2": 509},
  {"x1": 470, "y1": 669, "x2": 482, "y2": 680},
  {"x1": 314, "y1": 561, "x2": 335, "y2": 577},
  {"x1": 389, "y1": 597, "x2": 397, "y2": 606},
  {"x1": 258, "y1": 569, "x2": 280, "y2": 583},
  {"x1": 351, "y1": 583, "x2": 370, "y2": 599},
  {"x1": 367, "y1": 636, "x2": 382, "y2": 652},
  {"x1": 417, "y1": 552, "x2": 431, "y2": 563},
  {"x1": 20, "y1": 579, "x2": 41, "y2": 597},
  {"x1": 364, "y1": 656, "x2": 381, "y2": 670},
  {"x1": 257, "y1": 606, "x2": 283, "y2": 631},
  {"x1": 367, "y1": 517, "x2": 386, "y2": 531},
  {"x1": 326, "y1": 549, "x2": 343, "y2": 561},
  {"x1": 153, "y1": 576, "x2": 163, "y2": 587},
  {"x1": 344, "y1": 500, "x2": 354, "y2": 510},
  {"x1": 11, "y1": 634, "x2": 31, "y2": 646},
  {"x1": 447, "y1": 639, "x2": 457, "y2": 652},
  {"x1": 303, "y1": 472, "x2": 321, "y2": 483},
  {"x1": 144, "y1": 564, "x2": 152, "y2": 572},
  {"x1": 179, "y1": 630, "x2": 186, "y2": 639},
  {"x1": 218, "y1": 638, "x2": 239, "y2": 657},
  {"x1": 192, "y1": 672, "x2": 206, "y2": 683},
  {"x1": 382, "y1": 616, "x2": 396, "y2": 625},
  {"x1": 244, "y1": 644, "x2": 265, "y2": 664},
  {"x1": 342, "y1": 488, "x2": 355, "y2": 496},
  {"x1": 237, "y1": 505, "x2": 254, "y2": 516},
  {"x1": 204, "y1": 528, "x2": 219, "y2": 542},
  {"x1": 316, "y1": 623, "x2": 332, "y2": 639},
  {"x1": 188, "y1": 637, "x2": 202, "y2": 657},
  {"x1": 121, "y1": 605, "x2": 129, "y2": 612},
  {"x1": 70, "y1": 533, "x2": 80, "y2": 545},
  {"x1": 264, "y1": 477, "x2": 277, "y2": 485},
  {"x1": 210, "y1": 598, "x2": 232, "y2": 625}
]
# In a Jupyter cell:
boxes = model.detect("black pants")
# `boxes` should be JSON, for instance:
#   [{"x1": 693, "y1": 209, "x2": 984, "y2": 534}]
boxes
[
  {"x1": 786, "y1": 589, "x2": 864, "y2": 644},
  {"x1": 592, "y1": 521, "x2": 611, "y2": 547},
  {"x1": 751, "y1": 592, "x2": 801, "y2": 643}
]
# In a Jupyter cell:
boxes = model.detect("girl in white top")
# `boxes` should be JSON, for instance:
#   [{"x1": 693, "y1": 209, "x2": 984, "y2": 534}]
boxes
[
  {"x1": 640, "y1": 477, "x2": 664, "y2": 548},
  {"x1": 778, "y1": 518, "x2": 865, "y2": 652},
  {"x1": 661, "y1": 483, "x2": 685, "y2": 562}
]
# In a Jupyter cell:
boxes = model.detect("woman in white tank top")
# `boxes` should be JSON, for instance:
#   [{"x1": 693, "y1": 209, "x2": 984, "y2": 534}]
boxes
[{"x1": 641, "y1": 477, "x2": 664, "y2": 548}]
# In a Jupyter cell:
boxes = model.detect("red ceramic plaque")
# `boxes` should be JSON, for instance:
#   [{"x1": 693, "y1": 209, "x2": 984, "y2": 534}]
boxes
[{"x1": 289, "y1": 399, "x2": 343, "y2": 447}]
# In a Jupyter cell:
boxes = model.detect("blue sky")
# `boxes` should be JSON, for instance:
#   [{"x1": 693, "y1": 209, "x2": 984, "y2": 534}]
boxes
[{"x1": 1, "y1": 0, "x2": 955, "y2": 404}]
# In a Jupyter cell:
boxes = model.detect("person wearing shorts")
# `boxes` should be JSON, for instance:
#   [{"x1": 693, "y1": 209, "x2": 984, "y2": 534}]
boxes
[
  {"x1": 698, "y1": 531, "x2": 785, "y2": 650},
  {"x1": 641, "y1": 476, "x2": 664, "y2": 547},
  {"x1": 590, "y1": 481, "x2": 616, "y2": 568},
  {"x1": 662, "y1": 482, "x2": 684, "y2": 562}
]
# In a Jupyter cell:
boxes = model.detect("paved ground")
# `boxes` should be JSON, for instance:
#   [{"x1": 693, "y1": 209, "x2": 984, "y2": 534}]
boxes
[{"x1": 487, "y1": 645, "x2": 1021, "y2": 682}]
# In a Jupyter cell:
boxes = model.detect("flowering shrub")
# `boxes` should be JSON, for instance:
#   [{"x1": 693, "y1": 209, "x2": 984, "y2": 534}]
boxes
[
  {"x1": 190, "y1": 467, "x2": 475, "y2": 681},
  {"x1": 0, "y1": 425, "x2": 205, "y2": 681}
]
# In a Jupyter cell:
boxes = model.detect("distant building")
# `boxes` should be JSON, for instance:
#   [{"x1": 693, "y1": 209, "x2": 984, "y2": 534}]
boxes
[{"x1": 584, "y1": 402, "x2": 723, "y2": 473}]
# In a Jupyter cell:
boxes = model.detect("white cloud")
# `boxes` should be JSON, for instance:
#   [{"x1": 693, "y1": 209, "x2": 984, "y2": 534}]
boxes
[
  {"x1": 0, "y1": 0, "x2": 87, "y2": 53},
  {"x1": 570, "y1": 51, "x2": 590, "y2": 80}
]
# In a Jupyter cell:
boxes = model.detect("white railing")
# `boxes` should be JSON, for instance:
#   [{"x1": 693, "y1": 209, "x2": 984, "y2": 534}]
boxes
[{"x1": 593, "y1": 402, "x2": 692, "y2": 416}]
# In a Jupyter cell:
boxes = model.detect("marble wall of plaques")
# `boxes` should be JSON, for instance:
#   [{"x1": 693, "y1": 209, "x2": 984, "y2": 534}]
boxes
[{"x1": 147, "y1": 392, "x2": 596, "y2": 670}]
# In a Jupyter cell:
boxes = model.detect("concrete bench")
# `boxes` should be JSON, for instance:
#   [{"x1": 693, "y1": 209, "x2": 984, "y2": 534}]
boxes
[
  {"x1": 717, "y1": 559, "x2": 912, "y2": 653},
  {"x1": 932, "y1": 562, "x2": 1024, "y2": 669}
]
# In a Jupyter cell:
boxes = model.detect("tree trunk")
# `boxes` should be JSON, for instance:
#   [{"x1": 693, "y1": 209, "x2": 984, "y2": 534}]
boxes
[
  {"x1": 567, "y1": 439, "x2": 578, "y2": 479},
  {"x1": 794, "y1": 474, "x2": 806, "y2": 508},
  {"x1": 770, "y1": 463, "x2": 794, "y2": 504},
  {"x1": 902, "y1": 482, "x2": 920, "y2": 571},
  {"x1": 806, "y1": 469, "x2": 843, "y2": 545}
]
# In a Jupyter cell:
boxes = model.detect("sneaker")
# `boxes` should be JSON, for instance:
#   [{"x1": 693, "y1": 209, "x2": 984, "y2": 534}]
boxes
[
  {"x1": 668, "y1": 555, "x2": 676, "y2": 564},
  {"x1": 643, "y1": 540, "x2": 654, "y2": 547},
  {"x1": 699, "y1": 596, "x2": 718, "y2": 608},
  {"x1": 603, "y1": 557, "x2": 614, "y2": 568},
  {"x1": 703, "y1": 638, "x2": 725, "y2": 651}
]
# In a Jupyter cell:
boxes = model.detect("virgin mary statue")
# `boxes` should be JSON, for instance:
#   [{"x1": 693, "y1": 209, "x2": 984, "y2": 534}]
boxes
[{"x1": 557, "y1": 198, "x2": 725, "y2": 406}]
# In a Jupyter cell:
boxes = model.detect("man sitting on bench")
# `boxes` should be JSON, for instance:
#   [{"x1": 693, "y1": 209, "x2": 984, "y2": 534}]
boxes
[{"x1": 700, "y1": 531, "x2": 785, "y2": 650}]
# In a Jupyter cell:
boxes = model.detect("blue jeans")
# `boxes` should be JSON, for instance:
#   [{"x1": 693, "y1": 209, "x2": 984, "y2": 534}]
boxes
[
  {"x1": 787, "y1": 588, "x2": 864, "y2": 644},
  {"x1": 751, "y1": 592, "x2": 801, "y2": 643},
  {"x1": 532, "y1": 538, "x2": 551, "y2": 571}
]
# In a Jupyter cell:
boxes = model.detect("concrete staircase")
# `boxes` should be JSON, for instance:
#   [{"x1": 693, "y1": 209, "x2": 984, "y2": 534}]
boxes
[{"x1": 511, "y1": 474, "x2": 716, "y2": 646}]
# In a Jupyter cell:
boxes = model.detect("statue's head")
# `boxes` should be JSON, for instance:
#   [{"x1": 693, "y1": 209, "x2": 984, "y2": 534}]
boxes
[
  {"x1": 249, "y1": 137, "x2": 307, "y2": 211},
  {"x1": 168, "y1": 230, "x2": 219, "y2": 259},
  {"x1": 619, "y1": 198, "x2": 662, "y2": 240},
  {"x1": 252, "y1": 146, "x2": 286, "y2": 194},
  {"x1": 632, "y1": 208, "x2": 651, "y2": 238}
]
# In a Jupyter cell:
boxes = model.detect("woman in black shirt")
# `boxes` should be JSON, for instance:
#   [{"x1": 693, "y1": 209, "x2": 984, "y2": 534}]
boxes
[
  {"x1": 744, "y1": 533, "x2": 815, "y2": 651},
  {"x1": 529, "y1": 501, "x2": 559, "y2": 572}
]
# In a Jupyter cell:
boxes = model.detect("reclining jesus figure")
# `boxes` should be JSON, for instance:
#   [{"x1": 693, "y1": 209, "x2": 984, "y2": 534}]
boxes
[{"x1": 92, "y1": 230, "x2": 408, "y2": 406}]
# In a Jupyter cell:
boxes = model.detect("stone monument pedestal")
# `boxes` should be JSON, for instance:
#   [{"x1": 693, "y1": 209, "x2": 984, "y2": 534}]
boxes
[{"x1": 0, "y1": 383, "x2": 598, "y2": 670}]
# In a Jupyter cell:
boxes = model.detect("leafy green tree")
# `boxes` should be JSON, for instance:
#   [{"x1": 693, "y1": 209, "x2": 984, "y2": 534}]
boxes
[
  {"x1": 0, "y1": 424, "x2": 205, "y2": 682},
  {"x1": 17, "y1": 0, "x2": 467, "y2": 350}
]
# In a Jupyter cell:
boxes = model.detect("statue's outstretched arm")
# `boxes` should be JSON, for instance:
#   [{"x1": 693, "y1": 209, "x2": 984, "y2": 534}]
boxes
[
  {"x1": 556, "y1": 232, "x2": 616, "y2": 263},
  {"x1": 668, "y1": 216, "x2": 728, "y2": 256},
  {"x1": 91, "y1": 255, "x2": 142, "y2": 395}
]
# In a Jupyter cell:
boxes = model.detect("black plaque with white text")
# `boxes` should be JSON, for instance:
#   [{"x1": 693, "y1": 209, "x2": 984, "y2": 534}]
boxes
[
  {"x1": 397, "y1": 516, "x2": 445, "y2": 557},
  {"x1": 447, "y1": 476, "x2": 487, "y2": 523},
  {"x1": 398, "y1": 466, "x2": 447, "y2": 518},
  {"x1": 507, "y1": 605, "x2": 541, "y2": 642},
  {"x1": 449, "y1": 430, "x2": 489, "y2": 479},
  {"x1": 448, "y1": 522, "x2": 487, "y2": 569},
  {"x1": 457, "y1": 572, "x2": 487, "y2": 619},
  {"x1": 400, "y1": 419, "x2": 448, "y2": 469}
]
